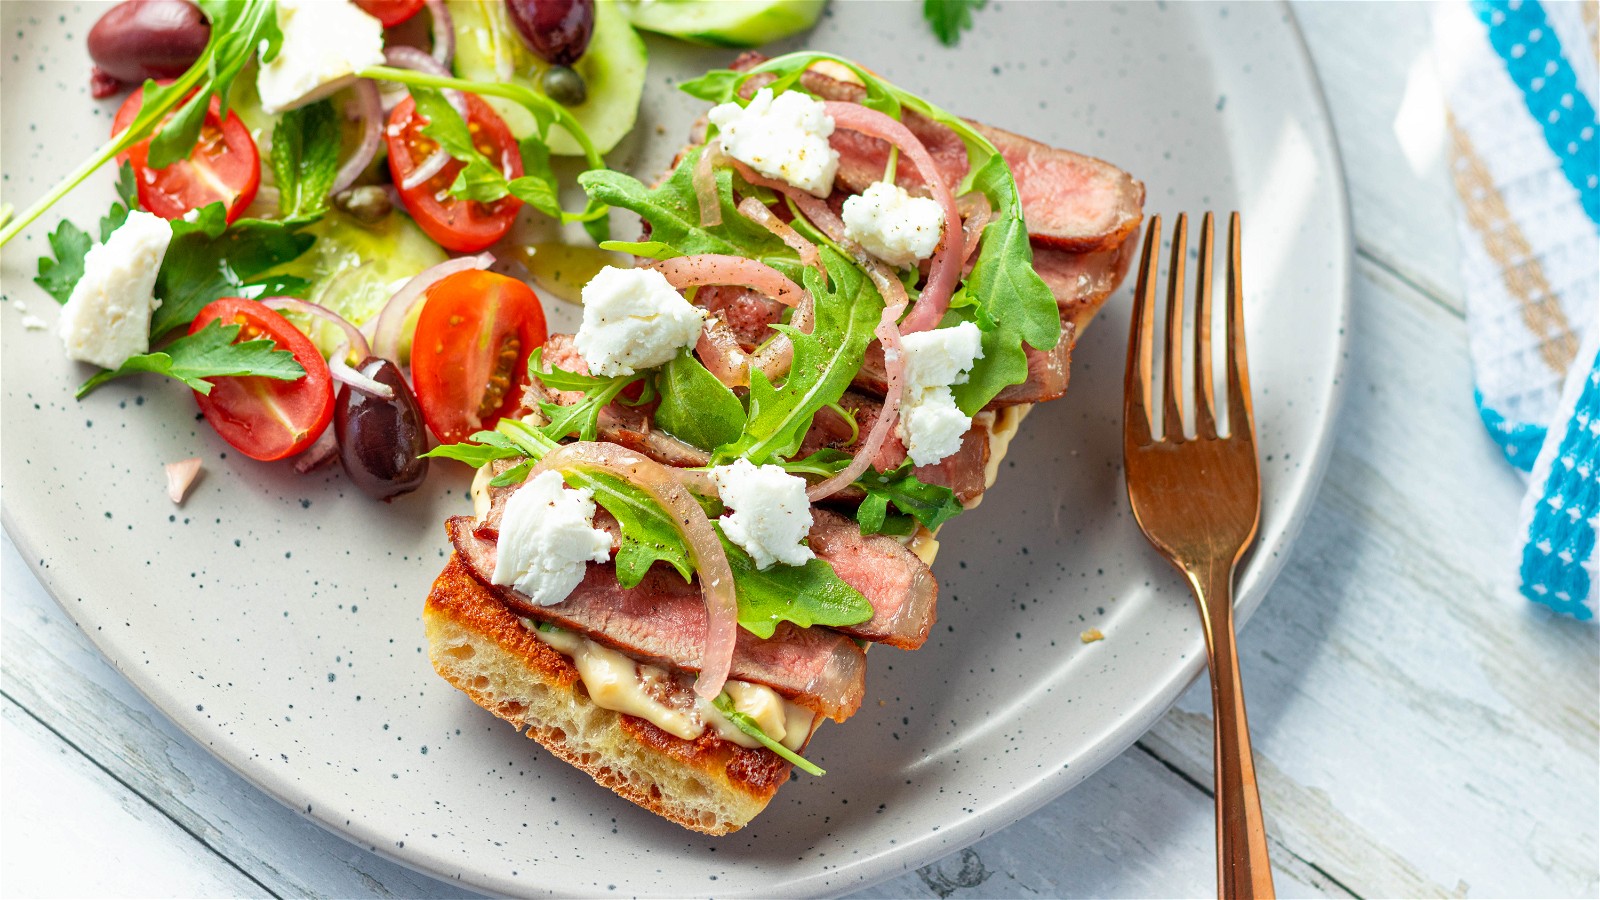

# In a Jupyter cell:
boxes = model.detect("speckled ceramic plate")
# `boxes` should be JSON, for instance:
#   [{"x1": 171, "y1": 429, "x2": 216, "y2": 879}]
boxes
[{"x1": 1, "y1": 1, "x2": 1348, "y2": 896}]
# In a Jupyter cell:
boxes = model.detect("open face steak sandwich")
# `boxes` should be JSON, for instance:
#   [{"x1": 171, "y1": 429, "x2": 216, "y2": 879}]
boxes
[{"x1": 422, "y1": 52, "x2": 1144, "y2": 835}]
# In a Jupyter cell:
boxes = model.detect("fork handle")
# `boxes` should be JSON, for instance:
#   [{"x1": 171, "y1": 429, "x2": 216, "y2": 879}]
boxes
[{"x1": 1191, "y1": 562, "x2": 1275, "y2": 899}]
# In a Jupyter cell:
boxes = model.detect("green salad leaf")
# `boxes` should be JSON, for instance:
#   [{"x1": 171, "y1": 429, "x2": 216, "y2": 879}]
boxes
[
  {"x1": 270, "y1": 99, "x2": 341, "y2": 219},
  {"x1": 371, "y1": 70, "x2": 610, "y2": 241},
  {"x1": 922, "y1": 0, "x2": 988, "y2": 47},
  {"x1": 76, "y1": 319, "x2": 305, "y2": 398},
  {"x1": 525, "y1": 347, "x2": 654, "y2": 444},
  {"x1": 149, "y1": 0, "x2": 285, "y2": 169},
  {"x1": 33, "y1": 163, "x2": 141, "y2": 305},
  {"x1": 150, "y1": 203, "x2": 315, "y2": 339},
  {"x1": 713, "y1": 248, "x2": 881, "y2": 465},
  {"x1": 580, "y1": 147, "x2": 805, "y2": 283},
  {"x1": 679, "y1": 51, "x2": 1062, "y2": 413},
  {"x1": 784, "y1": 450, "x2": 964, "y2": 534},
  {"x1": 430, "y1": 418, "x2": 873, "y2": 635},
  {"x1": 33, "y1": 219, "x2": 93, "y2": 305},
  {"x1": 100, "y1": 162, "x2": 140, "y2": 242},
  {"x1": 0, "y1": 0, "x2": 281, "y2": 248},
  {"x1": 654, "y1": 349, "x2": 746, "y2": 451},
  {"x1": 711, "y1": 694, "x2": 825, "y2": 776}
]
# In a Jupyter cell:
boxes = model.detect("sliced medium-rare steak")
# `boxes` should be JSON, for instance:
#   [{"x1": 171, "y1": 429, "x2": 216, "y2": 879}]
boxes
[
  {"x1": 807, "y1": 508, "x2": 937, "y2": 649},
  {"x1": 481, "y1": 464, "x2": 939, "y2": 649},
  {"x1": 448, "y1": 517, "x2": 868, "y2": 720}
]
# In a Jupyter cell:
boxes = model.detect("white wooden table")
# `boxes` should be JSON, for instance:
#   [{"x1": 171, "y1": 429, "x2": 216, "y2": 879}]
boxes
[{"x1": 4, "y1": 3, "x2": 1598, "y2": 897}]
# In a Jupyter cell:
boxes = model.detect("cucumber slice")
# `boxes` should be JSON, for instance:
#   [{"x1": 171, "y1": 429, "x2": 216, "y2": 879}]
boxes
[
  {"x1": 267, "y1": 210, "x2": 448, "y2": 356},
  {"x1": 449, "y1": 0, "x2": 647, "y2": 156},
  {"x1": 622, "y1": 0, "x2": 825, "y2": 48}
]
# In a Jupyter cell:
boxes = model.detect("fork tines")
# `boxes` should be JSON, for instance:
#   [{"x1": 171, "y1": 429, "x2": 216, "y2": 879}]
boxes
[{"x1": 1125, "y1": 212, "x2": 1254, "y2": 447}]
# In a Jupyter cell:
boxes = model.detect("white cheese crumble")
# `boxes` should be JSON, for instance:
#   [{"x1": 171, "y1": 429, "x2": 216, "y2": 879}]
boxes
[
  {"x1": 709, "y1": 459, "x2": 815, "y2": 570},
  {"x1": 256, "y1": 0, "x2": 386, "y2": 115},
  {"x1": 841, "y1": 181, "x2": 946, "y2": 268},
  {"x1": 574, "y1": 266, "x2": 706, "y2": 377},
  {"x1": 897, "y1": 321, "x2": 985, "y2": 466},
  {"x1": 707, "y1": 88, "x2": 840, "y2": 198},
  {"x1": 58, "y1": 210, "x2": 173, "y2": 370},
  {"x1": 491, "y1": 470, "x2": 613, "y2": 606}
]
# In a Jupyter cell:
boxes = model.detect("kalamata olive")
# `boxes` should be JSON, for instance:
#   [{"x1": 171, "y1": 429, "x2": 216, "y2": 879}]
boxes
[
  {"x1": 334, "y1": 186, "x2": 393, "y2": 225},
  {"x1": 542, "y1": 66, "x2": 588, "y2": 107},
  {"x1": 504, "y1": 0, "x2": 594, "y2": 67},
  {"x1": 334, "y1": 357, "x2": 430, "y2": 501},
  {"x1": 87, "y1": 0, "x2": 210, "y2": 85}
]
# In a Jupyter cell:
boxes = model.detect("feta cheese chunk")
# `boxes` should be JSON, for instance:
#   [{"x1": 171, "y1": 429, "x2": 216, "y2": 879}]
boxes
[
  {"x1": 709, "y1": 459, "x2": 815, "y2": 570},
  {"x1": 574, "y1": 266, "x2": 706, "y2": 377},
  {"x1": 58, "y1": 210, "x2": 173, "y2": 370},
  {"x1": 841, "y1": 181, "x2": 946, "y2": 268},
  {"x1": 491, "y1": 470, "x2": 614, "y2": 606},
  {"x1": 707, "y1": 88, "x2": 840, "y2": 198},
  {"x1": 256, "y1": 0, "x2": 386, "y2": 114},
  {"x1": 897, "y1": 322, "x2": 985, "y2": 466}
]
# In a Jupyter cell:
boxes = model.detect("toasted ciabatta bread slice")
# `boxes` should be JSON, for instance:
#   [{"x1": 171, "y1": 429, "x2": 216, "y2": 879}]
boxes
[
  {"x1": 425, "y1": 554, "x2": 792, "y2": 835},
  {"x1": 424, "y1": 405, "x2": 1031, "y2": 834},
  {"x1": 424, "y1": 62, "x2": 1141, "y2": 832}
]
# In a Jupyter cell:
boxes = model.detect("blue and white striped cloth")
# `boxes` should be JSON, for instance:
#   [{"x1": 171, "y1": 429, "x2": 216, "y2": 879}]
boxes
[{"x1": 1436, "y1": 0, "x2": 1598, "y2": 620}]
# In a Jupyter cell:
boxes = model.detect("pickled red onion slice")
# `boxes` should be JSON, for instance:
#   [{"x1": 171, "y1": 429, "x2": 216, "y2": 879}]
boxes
[
  {"x1": 535, "y1": 442, "x2": 739, "y2": 700},
  {"x1": 651, "y1": 254, "x2": 808, "y2": 309},
  {"x1": 822, "y1": 101, "x2": 963, "y2": 334}
]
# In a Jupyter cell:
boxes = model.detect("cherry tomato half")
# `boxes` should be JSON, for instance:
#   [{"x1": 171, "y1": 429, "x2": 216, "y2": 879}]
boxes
[
  {"x1": 386, "y1": 94, "x2": 523, "y2": 253},
  {"x1": 353, "y1": 0, "x2": 427, "y2": 26},
  {"x1": 190, "y1": 299, "x2": 335, "y2": 462},
  {"x1": 113, "y1": 85, "x2": 261, "y2": 224},
  {"x1": 410, "y1": 270, "x2": 547, "y2": 444}
]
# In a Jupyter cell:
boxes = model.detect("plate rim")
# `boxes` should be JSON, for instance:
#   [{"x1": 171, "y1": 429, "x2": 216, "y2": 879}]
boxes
[{"x1": 0, "y1": 0, "x2": 1353, "y2": 894}]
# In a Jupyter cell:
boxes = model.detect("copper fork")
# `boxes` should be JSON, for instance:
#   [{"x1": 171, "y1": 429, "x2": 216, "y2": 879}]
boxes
[{"x1": 1123, "y1": 212, "x2": 1274, "y2": 898}]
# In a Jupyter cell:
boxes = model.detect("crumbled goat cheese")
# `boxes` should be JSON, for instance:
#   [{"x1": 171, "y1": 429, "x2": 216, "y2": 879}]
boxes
[
  {"x1": 709, "y1": 459, "x2": 815, "y2": 570},
  {"x1": 574, "y1": 266, "x2": 706, "y2": 377},
  {"x1": 707, "y1": 88, "x2": 840, "y2": 198},
  {"x1": 897, "y1": 321, "x2": 985, "y2": 466},
  {"x1": 492, "y1": 470, "x2": 614, "y2": 606},
  {"x1": 58, "y1": 210, "x2": 173, "y2": 370},
  {"x1": 256, "y1": 0, "x2": 386, "y2": 114},
  {"x1": 841, "y1": 181, "x2": 946, "y2": 268}
]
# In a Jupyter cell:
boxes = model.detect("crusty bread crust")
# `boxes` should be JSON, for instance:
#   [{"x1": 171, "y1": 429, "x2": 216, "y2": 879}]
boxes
[
  {"x1": 424, "y1": 554, "x2": 790, "y2": 835},
  {"x1": 424, "y1": 401, "x2": 1038, "y2": 834}
]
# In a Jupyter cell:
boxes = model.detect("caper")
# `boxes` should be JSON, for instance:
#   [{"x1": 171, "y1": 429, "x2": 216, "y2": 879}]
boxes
[
  {"x1": 542, "y1": 66, "x2": 588, "y2": 107},
  {"x1": 334, "y1": 185, "x2": 392, "y2": 225}
]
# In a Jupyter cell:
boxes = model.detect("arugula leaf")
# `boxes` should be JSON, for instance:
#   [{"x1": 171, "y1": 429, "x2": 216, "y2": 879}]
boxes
[
  {"x1": 149, "y1": 203, "x2": 315, "y2": 338},
  {"x1": 271, "y1": 100, "x2": 341, "y2": 219},
  {"x1": 579, "y1": 148, "x2": 805, "y2": 283},
  {"x1": 422, "y1": 441, "x2": 523, "y2": 468},
  {"x1": 722, "y1": 537, "x2": 870, "y2": 639},
  {"x1": 856, "y1": 464, "x2": 965, "y2": 534},
  {"x1": 714, "y1": 248, "x2": 881, "y2": 464},
  {"x1": 923, "y1": 0, "x2": 988, "y2": 47},
  {"x1": 34, "y1": 219, "x2": 93, "y2": 305},
  {"x1": 785, "y1": 450, "x2": 964, "y2": 534},
  {"x1": 655, "y1": 350, "x2": 746, "y2": 451},
  {"x1": 598, "y1": 240, "x2": 682, "y2": 261},
  {"x1": 99, "y1": 162, "x2": 140, "y2": 241},
  {"x1": 526, "y1": 348, "x2": 650, "y2": 444},
  {"x1": 410, "y1": 87, "x2": 568, "y2": 223},
  {"x1": 710, "y1": 694, "x2": 825, "y2": 776},
  {"x1": 680, "y1": 52, "x2": 1061, "y2": 412},
  {"x1": 0, "y1": 1, "x2": 285, "y2": 248},
  {"x1": 76, "y1": 319, "x2": 305, "y2": 399},
  {"x1": 494, "y1": 419, "x2": 693, "y2": 587},
  {"x1": 147, "y1": 0, "x2": 284, "y2": 169},
  {"x1": 474, "y1": 419, "x2": 871, "y2": 634}
]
